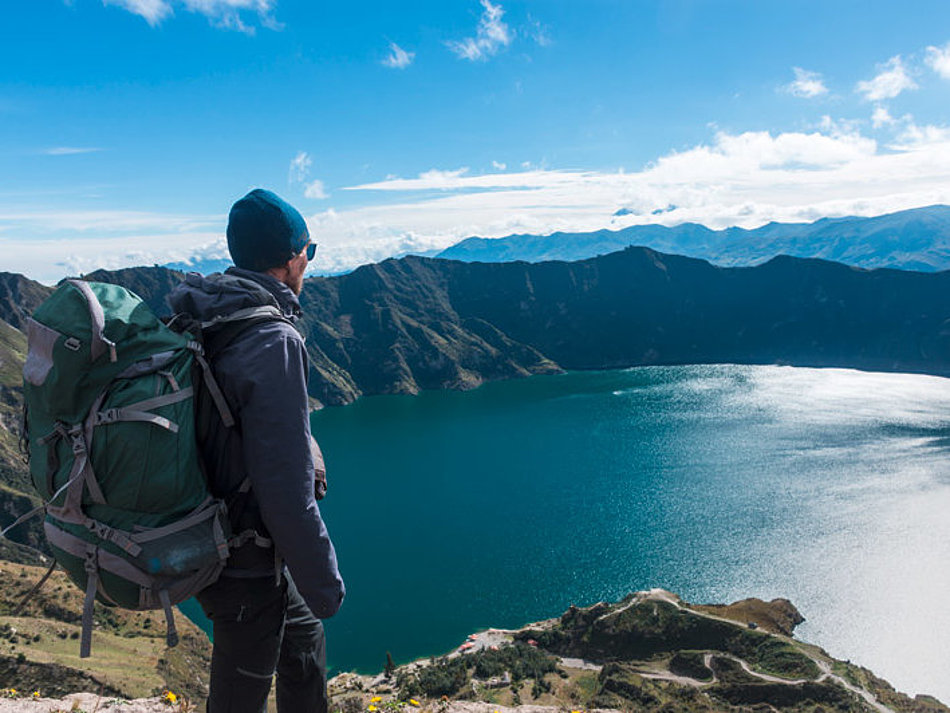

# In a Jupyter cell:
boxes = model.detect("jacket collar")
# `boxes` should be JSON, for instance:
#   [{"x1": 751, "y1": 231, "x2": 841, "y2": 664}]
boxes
[{"x1": 226, "y1": 266, "x2": 302, "y2": 321}]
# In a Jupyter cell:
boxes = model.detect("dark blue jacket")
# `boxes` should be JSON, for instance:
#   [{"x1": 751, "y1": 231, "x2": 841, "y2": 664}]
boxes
[{"x1": 167, "y1": 267, "x2": 344, "y2": 619}]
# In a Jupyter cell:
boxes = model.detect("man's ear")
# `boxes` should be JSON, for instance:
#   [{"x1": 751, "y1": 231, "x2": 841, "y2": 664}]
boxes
[{"x1": 265, "y1": 260, "x2": 292, "y2": 282}]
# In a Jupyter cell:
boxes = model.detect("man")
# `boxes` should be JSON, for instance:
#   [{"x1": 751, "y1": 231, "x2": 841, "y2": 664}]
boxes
[{"x1": 167, "y1": 188, "x2": 344, "y2": 713}]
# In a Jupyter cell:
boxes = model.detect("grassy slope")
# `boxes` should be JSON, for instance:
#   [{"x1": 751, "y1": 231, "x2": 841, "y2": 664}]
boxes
[{"x1": 0, "y1": 560, "x2": 211, "y2": 701}]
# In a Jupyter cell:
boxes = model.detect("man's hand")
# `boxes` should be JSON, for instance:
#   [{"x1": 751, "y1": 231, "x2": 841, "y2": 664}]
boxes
[{"x1": 310, "y1": 435, "x2": 327, "y2": 500}]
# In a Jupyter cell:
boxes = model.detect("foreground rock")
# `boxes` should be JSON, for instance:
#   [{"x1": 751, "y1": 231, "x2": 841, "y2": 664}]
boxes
[{"x1": 0, "y1": 692, "x2": 173, "y2": 712}]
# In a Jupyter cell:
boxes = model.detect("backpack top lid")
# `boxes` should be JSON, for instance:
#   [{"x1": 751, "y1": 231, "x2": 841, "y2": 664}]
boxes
[{"x1": 24, "y1": 279, "x2": 191, "y2": 425}]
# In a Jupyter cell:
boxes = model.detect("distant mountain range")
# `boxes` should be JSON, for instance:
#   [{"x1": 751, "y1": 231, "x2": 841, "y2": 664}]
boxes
[{"x1": 437, "y1": 205, "x2": 950, "y2": 272}]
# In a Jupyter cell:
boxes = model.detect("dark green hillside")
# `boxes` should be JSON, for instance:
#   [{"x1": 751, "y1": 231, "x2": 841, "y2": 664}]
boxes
[
  {"x1": 84, "y1": 248, "x2": 950, "y2": 406},
  {"x1": 0, "y1": 317, "x2": 47, "y2": 563},
  {"x1": 0, "y1": 272, "x2": 52, "y2": 330}
]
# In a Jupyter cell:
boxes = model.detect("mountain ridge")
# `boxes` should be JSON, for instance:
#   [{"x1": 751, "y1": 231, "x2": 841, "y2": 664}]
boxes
[
  {"x1": 437, "y1": 205, "x2": 950, "y2": 272},
  {"x1": 1, "y1": 248, "x2": 949, "y2": 409}
]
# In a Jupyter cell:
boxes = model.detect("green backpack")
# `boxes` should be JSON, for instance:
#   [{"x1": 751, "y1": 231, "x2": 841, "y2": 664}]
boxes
[{"x1": 17, "y1": 279, "x2": 272, "y2": 657}]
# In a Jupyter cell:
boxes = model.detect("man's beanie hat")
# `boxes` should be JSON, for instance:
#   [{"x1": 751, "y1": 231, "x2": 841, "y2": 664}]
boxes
[{"x1": 227, "y1": 188, "x2": 310, "y2": 272}]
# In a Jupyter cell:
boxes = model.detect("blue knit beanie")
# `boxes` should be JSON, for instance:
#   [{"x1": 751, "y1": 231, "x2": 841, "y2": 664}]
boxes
[{"x1": 227, "y1": 188, "x2": 310, "y2": 272}]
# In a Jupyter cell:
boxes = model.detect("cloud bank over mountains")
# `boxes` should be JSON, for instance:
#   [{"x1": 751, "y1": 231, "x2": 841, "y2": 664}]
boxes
[{"x1": 6, "y1": 118, "x2": 950, "y2": 282}]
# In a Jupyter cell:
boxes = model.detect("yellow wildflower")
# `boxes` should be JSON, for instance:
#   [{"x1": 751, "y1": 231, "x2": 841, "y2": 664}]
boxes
[
  {"x1": 368, "y1": 706, "x2": 378, "y2": 711},
  {"x1": 370, "y1": 696, "x2": 382, "y2": 703},
  {"x1": 32, "y1": 691, "x2": 40, "y2": 699},
  {"x1": 162, "y1": 690, "x2": 178, "y2": 705},
  {"x1": 409, "y1": 700, "x2": 421, "y2": 707}
]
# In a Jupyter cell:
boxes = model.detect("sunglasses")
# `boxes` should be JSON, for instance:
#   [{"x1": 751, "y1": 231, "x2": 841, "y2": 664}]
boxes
[{"x1": 303, "y1": 242, "x2": 317, "y2": 261}]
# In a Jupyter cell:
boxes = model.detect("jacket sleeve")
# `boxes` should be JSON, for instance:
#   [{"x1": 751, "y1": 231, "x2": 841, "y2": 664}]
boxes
[{"x1": 230, "y1": 323, "x2": 345, "y2": 618}]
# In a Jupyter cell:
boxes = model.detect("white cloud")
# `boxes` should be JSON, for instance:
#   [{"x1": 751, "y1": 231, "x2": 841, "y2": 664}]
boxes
[
  {"x1": 361, "y1": 168, "x2": 471, "y2": 191},
  {"x1": 42, "y1": 147, "x2": 103, "y2": 156},
  {"x1": 304, "y1": 180, "x2": 328, "y2": 200},
  {"x1": 9, "y1": 124, "x2": 950, "y2": 282},
  {"x1": 492, "y1": 161, "x2": 507, "y2": 171},
  {"x1": 102, "y1": 0, "x2": 172, "y2": 26},
  {"x1": 289, "y1": 151, "x2": 312, "y2": 184},
  {"x1": 306, "y1": 126, "x2": 950, "y2": 273},
  {"x1": 447, "y1": 0, "x2": 511, "y2": 61},
  {"x1": 0, "y1": 208, "x2": 222, "y2": 282},
  {"x1": 103, "y1": 0, "x2": 275, "y2": 31},
  {"x1": 528, "y1": 18, "x2": 551, "y2": 47},
  {"x1": 926, "y1": 42, "x2": 950, "y2": 79},
  {"x1": 871, "y1": 106, "x2": 895, "y2": 129},
  {"x1": 893, "y1": 122, "x2": 950, "y2": 148},
  {"x1": 783, "y1": 67, "x2": 828, "y2": 98},
  {"x1": 382, "y1": 42, "x2": 415, "y2": 69},
  {"x1": 856, "y1": 56, "x2": 917, "y2": 101}
]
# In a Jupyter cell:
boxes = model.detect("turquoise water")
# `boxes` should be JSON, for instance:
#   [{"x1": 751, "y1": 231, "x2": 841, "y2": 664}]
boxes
[{"x1": 190, "y1": 365, "x2": 950, "y2": 701}]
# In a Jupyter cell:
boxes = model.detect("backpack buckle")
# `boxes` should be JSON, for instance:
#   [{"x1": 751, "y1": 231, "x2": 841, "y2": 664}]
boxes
[
  {"x1": 69, "y1": 430, "x2": 86, "y2": 455},
  {"x1": 83, "y1": 548, "x2": 98, "y2": 575},
  {"x1": 97, "y1": 409, "x2": 119, "y2": 425}
]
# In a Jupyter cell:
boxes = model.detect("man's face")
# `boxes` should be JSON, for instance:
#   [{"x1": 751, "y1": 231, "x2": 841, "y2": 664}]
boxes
[{"x1": 285, "y1": 245, "x2": 309, "y2": 295}]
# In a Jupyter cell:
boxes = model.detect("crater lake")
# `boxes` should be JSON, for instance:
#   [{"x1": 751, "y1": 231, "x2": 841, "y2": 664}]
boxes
[{"x1": 270, "y1": 365, "x2": 950, "y2": 700}]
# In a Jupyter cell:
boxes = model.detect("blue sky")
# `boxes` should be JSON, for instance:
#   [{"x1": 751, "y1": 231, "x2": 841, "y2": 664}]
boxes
[{"x1": 4, "y1": 0, "x2": 950, "y2": 281}]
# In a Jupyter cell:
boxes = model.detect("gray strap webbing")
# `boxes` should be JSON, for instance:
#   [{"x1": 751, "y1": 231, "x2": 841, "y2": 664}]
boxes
[
  {"x1": 80, "y1": 545, "x2": 98, "y2": 658},
  {"x1": 212, "y1": 507, "x2": 229, "y2": 561},
  {"x1": 12, "y1": 559, "x2": 57, "y2": 616},
  {"x1": 45, "y1": 523, "x2": 153, "y2": 588},
  {"x1": 45, "y1": 466, "x2": 85, "y2": 511},
  {"x1": 82, "y1": 395, "x2": 106, "y2": 506},
  {"x1": 115, "y1": 350, "x2": 178, "y2": 379},
  {"x1": 107, "y1": 387, "x2": 194, "y2": 415},
  {"x1": 158, "y1": 370, "x2": 180, "y2": 392},
  {"x1": 193, "y1": 351, "x2": 235, "y2": 428},
  {"x1": 200, "y1": 305, "x2": 283, "y2": 330},
  {"x1": 62, "y1": 427, "x2": 106, "y2": 509},
  {"x1": 67, "y1": 280, "x2": 117, "y2": 363},
  {"x1": 100, "y1": 410, "x2": 179, "y2": 433},
  {"x1": 94, "y1": 387, "x2": 194, "y2": 432},
  {"x1": 159, "y1": 590, "x2": 179, "y2": 649},
  {"x1": 0, "y1": 504, "x2": 45, "y2": 540},
  {"x1": 228, "y1": 529, "x2": 273, "y2": 549},
  {"x1": 84, "y1": 519, "x2": 143, "y2": 557},
  {"x1": 130, "y1": 498, "x2": 217, "y2": 544}
]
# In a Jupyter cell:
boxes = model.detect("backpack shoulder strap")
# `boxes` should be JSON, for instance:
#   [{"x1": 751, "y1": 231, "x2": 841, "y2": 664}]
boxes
[{"x1": 202, "y1": 309, "x2": 292, "y2": 357}]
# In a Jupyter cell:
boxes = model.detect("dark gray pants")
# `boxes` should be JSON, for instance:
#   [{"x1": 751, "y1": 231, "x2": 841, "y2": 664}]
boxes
[{"x1": 197, "y1": 573, "x2": 328, "y2": 713}]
